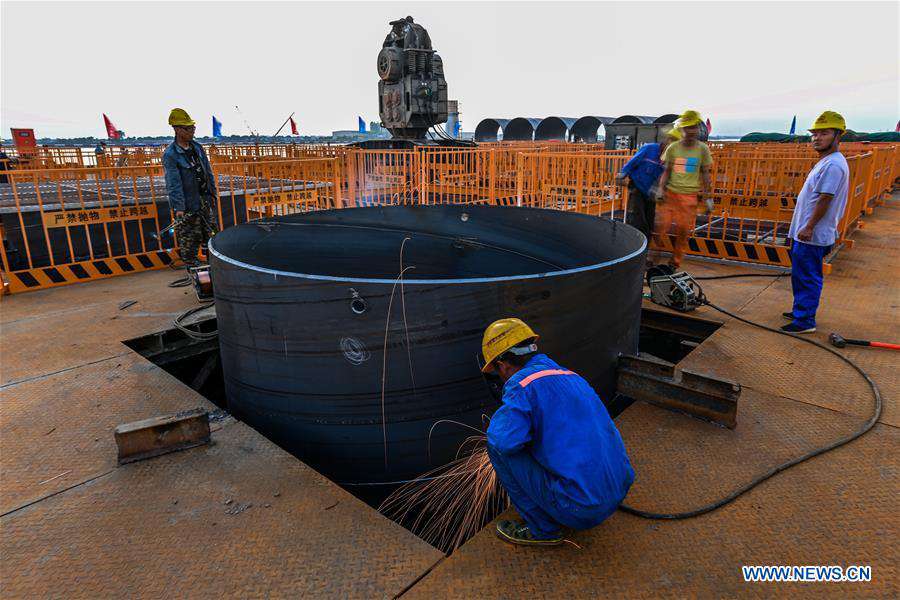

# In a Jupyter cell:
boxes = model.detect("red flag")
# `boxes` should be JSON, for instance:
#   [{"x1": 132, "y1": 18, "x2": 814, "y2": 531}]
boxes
[
  {"x1": 895, "y1": 120, "x2": 899, "y2": 133},
  {"x1": 103, "y1": 113, "x2": 120, "y2": 139},
  {"x1": 705, "y1": 118, "x2": 712, "y2": 135},
  {"x1": 290, "y1": 117, "x2": 299, "y2": 135}
]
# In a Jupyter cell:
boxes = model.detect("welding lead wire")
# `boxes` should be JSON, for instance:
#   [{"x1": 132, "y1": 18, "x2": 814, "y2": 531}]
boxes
[
  {"x1": 380, "y1": 264, "x2": 417, "y2": 470},
  {"x1": 398, "y1": 237, "x2": 418, "y2": 399},
  {"x1": 426, "y1": 418, "x2": 488, "y2": 465},
  {"x1": 618, "y1": 297, "x2": 882, "y2": 520},
  {"x1": 693, "y1": 271, "x2": 790, "y2": 280}
]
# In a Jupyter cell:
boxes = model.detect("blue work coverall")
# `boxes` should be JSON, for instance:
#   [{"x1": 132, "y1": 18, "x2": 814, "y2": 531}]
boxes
[{"x1": 486, "y1": 354, "x2": 635, "y2": 539}]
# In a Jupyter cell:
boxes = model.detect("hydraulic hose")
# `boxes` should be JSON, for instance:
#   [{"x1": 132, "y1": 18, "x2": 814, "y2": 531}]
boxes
[{"x1": 618, "y1": 299, "x2": 882, "y2": 520}]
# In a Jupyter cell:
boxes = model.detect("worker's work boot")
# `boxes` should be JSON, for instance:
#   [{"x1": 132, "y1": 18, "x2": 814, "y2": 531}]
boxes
[
  {"x1": 780, "y1": 322, "x2": 816, "y2": 334},
  {"x1": 495, "y1": 520, "x2": 563, "y2": 546}
]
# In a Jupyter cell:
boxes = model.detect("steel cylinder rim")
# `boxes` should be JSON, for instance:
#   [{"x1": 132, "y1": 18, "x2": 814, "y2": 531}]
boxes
[{"x1": 208, "y1": 228, "x2": 646, "y2": 286}]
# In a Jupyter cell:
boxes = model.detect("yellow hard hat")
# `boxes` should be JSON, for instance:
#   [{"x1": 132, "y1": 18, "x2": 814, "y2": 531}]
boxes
[
  {"x1": 168, "y1": 108, "x2": 196, "y2": 127},
  {"x1": 666, "y1": 126, "x2": 683, "y2": 140},
  {"x1": 481, "y1": 318, "x2": 539, "y2": 373},
  {"x1": 808, "y1": 111, "x2": 846, "y2": 133},
  {"x1": 677, "y1": 109, "x2": 703, "y2": 128}
]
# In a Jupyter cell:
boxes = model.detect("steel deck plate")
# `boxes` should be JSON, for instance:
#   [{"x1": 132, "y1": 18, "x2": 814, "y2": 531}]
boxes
[{"x1": 0, "y1": 195, "x2": 896, "y2": 597}]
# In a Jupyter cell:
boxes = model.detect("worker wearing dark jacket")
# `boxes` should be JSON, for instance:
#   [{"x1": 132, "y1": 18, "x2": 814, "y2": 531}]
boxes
[
  {"x1": 482, "y1": 318, "x2": 635, "y2": 546},
  {"x1": 163, "y1": 108, "x2": 218, "y2": 269}
]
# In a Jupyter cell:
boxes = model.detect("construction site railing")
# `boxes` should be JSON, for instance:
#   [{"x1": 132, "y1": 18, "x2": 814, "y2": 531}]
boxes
[
  {"x1": 515, "y1": 152, "x2": 631, "y2": 216},
  {"x1": 0, "y1": 157, "x2": 341, "y2": 294},
  {"x1": 0, "y1": 146, "x2": 166, "y2": 172},
  {"x1": 0, "y1": 164, "x2": 175, "y2": 293},
  {"x1": 680, "y1": 152, "x2": 875, "y2": 269},
  {"x1": 2, "y1": 145, "x2": 895, "y2": 294}
]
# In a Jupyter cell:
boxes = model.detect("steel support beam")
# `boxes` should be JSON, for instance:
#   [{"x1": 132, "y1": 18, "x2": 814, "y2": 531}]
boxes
[{"x1": 617, "y1": 354, "x2": 740, "y2": 428}]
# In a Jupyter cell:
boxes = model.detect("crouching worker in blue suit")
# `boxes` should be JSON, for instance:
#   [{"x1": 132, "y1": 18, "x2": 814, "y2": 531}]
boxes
[{"x1": 481, "y1": 318, "x2": 635, "y2": 546}]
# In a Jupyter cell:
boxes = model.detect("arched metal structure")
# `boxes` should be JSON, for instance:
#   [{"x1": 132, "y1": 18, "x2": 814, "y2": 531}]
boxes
[
  {"x1": 474, "y1": 118, "x2": 510, "y2": 142},
  {"x1": 610, "y1": 115, "x2": 657, "y2": 124},
  {"x1": 504, "y1": 117, "x2": 542, "y2": 141},
  {"x1": 534, "y1": 117, "x2": 578, "y2": 141},
  {"x1": 473, "y1": 114, "x2": 699, "y2": 144},
  {"x1": 570, "y1": 116, "x2": 615, "y2": 143}
]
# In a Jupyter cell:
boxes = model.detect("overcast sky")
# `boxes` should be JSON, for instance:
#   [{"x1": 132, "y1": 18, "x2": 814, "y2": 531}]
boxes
[{"x1": 2, "y1": 1, "x2": 897, "y2": 138}]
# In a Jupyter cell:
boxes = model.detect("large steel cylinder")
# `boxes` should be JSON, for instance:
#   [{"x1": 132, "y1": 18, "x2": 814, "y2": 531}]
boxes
[{"x1": 209, "y1": 205, "x2": 646, "y2": 486}]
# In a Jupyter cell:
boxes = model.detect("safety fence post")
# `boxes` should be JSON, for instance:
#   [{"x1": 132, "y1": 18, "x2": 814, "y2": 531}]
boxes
[
  {"x1": 332, "y1": 158, "x2": 343, "y2": 209},
  {"x1": 515, "y1": 153, "x2": 524, "y2": 207}
]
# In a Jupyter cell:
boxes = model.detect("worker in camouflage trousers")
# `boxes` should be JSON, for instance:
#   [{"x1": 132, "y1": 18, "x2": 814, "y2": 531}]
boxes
[
  {"x1": 163, "y1": 108, "x2": 218, "y2": 269},
  {"x1": 174, "y1": 202, "x2": 217, "y2": 268}
]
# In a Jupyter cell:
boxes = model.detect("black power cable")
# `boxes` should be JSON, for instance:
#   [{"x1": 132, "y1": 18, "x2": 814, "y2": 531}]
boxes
[
  {"x1": 618, "y1": 296, "x2": 882, "y2": 520},
  {"x1": 168, "y1": 276, "x2": 192, "y2": 288},
  {"x1": 173, "y1": 303, "x2": 218, "y2": 341},
  {"x1": 693, "y1": 272, "x2": 791, "y2": 280}
]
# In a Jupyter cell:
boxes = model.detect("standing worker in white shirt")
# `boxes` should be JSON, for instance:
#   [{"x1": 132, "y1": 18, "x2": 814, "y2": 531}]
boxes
[{"x1": 782, "y1": 111, "x2": 850, "y2": 334}]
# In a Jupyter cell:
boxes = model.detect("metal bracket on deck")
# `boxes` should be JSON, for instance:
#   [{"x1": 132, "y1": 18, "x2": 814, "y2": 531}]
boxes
[
  {"x1": 616, "y1": 354, "x2": 740, "y2": 428},
  {"x1": 115, "y1": 408, "x2": 211, "y2": 464}
]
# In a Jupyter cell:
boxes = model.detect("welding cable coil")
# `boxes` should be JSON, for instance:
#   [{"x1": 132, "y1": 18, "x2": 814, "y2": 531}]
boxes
[{"x1": 173, "y1": 303, "x2": 218, "y2": 341}]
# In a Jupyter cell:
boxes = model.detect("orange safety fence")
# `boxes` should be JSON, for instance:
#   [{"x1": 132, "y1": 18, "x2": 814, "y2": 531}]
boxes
[
  {"x1": 0, "y1": 157, "x2": 341, "y2": 294},
  {"x1": 0, "y1": 164, "x2": 174, "y2": 293},
  {"x1": 684, "y1": 152, "x2": 876, "y2": 269},
  {"x1": 344, "y1": 149, "x2": 420, "y2": 206},
  {"x1": 4, "y1": 140, "x2": 895, "y2": 192},
  {"x1": 225, "y1": 158, "x2": 343, "y2": 219},
  {"x1": 1, "y1": 144, "x2": 896, "y2": 294},
  {"x1": 1, "y1": 145, "x2": 167, "y2": 172},
  {"x1": 515, "y1": 152, "x2": 631, "y2": 216},
  {"x1": 342, "y1": 147, "x2": 629, "y2": 208}
]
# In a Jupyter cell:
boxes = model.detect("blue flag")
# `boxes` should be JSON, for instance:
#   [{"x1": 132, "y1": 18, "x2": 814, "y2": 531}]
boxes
[
  {"x1": 789, "y1": 115, "x2": 796, "y2": 136},
  {"x1": 358, "y1": 116, "x2": 366, "y2": 133},
  {"x1": 212, "y1": 116, "x2": 223, "y2": 138}
]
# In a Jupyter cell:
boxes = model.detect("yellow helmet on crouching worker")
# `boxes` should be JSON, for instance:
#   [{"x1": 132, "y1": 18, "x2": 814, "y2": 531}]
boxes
[
  {"x1": 481, "y1": 318, "x2": 539, "y2": 373},
  {"x1": 168, "y1": 108, "x2": 196, "y2": 127},
  {"x1": 666, "y1": 126, "x2": 683, "y2": 141},
  {"x1": 808, "y1": 111, "x2": 846, "y2": 133},
  {"x1": 676, "y1": 109, "x2": 703, "y2": 128}
]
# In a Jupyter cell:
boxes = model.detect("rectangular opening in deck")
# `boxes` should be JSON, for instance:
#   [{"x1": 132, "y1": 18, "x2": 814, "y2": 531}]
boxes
[{"x1": 121, "y1": 306, "x2": 722, "y2": 553}]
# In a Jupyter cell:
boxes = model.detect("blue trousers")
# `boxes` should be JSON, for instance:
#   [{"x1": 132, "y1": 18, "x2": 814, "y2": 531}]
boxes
[
  {"x1": 487, "y1": 445, "x2": 615, "y2": 539},
  {"x1": 789, "y1": 241, "x2": 832, "y2": 329}
]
